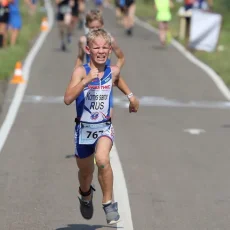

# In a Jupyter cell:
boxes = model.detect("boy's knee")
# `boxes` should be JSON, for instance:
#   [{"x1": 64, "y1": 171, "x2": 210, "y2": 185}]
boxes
[{"x1": 96, "y1": 157, "x2": 110, "y2": 169}]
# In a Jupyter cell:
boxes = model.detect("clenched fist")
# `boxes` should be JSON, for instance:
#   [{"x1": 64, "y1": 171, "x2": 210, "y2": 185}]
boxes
[{"x1": 84, "y1": 68, "x2": 99, "y2": 85}]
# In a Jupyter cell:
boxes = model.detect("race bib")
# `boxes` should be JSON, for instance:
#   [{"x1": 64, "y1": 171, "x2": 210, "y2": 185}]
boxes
[
  {"x1": 59, "y1": 5, "x2": 71, "y2": 14},
  {"x1": 79, "y1": 121, "x2": 111, "y2": 145}
]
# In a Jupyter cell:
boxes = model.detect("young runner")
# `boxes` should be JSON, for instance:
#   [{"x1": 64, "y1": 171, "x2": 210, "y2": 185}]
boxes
[{"x1": 64, "y1": 28, "x2": 139, "y2": 224}]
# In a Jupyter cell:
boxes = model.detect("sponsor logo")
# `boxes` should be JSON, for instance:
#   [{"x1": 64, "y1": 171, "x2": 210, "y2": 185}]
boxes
[
  {"x1": 88, "y1": 85, "x2": 111, "y2": 90},
  {"x1": 90, "y1": 112, "x2": 99, "y2": 120}
]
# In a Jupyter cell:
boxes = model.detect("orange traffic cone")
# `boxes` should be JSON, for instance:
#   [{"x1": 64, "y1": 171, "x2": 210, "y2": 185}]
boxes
[
  {"x1": 10, "y1": 62, "x2": 25, "y2": 84},
  {"x1": 41, "y1": 17, "x2": 48, "y2": 32}
]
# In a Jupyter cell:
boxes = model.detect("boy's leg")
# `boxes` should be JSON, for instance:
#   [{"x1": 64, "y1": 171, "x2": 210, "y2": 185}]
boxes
[
  {"x1": 95, "y1": 136, "x2": 113, "y2": 203},
  {"x1": 76, "y1": 154, "x2": 95, "y2": 199},
  {"x1": 76, "y1": 152, "x2": 95, "y2": 220},
  {"x1": 95, "y1": 136, "x2": 120, "y2": 225}
]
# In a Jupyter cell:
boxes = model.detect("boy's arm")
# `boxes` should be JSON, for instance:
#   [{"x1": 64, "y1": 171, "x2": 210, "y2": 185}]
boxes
[
  {"x1": 75, "y1": 37, "x2": 86, "y2": 68},
  {"x1": 112, "y1": 70, "x2": 139, "y2": 113},
  {"x1": 64, "y1": 67, "x2": 85, "y2": 105},
  {"x1": 64, "y1": 67, "x2": 98, "y2": 105},
  {"x1": 111, "y1": 37, "x2": 125, "y2": 69}
]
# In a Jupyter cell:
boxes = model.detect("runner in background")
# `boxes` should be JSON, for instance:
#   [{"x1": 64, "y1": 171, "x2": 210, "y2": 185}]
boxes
[
  {"x1": 56, "y1": 0, "x2": 73, "y2": 51},
  {"x1": 70, "y1": 0, "x2": 79, "y2": 38},
  {"x1": 154, "y1": 0, "x2": 173, "y2": 46},
  {"x1": 78, "y1": 0, "x2": 85, "y2": 29},
  {"x1": 75, "y1": 9, "x2": 125, "y2": 69},
  {"x1": 119, "y1": 0, "x2": 136, "y2": 36},
  {"x1": 0, "y1": 0, "x2": 12, "y2": 47},
  {"x1": 115, "y1": 0, "x2": 124, "y2": 25},
  {"x1": 94, "y1": 0, "x2": 104, "y2": 12}
]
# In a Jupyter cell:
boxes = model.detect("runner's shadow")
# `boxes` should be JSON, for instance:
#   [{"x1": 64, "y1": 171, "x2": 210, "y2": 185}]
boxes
[
  {"x1": 56, "y1": 224, "x2": 123, "y2": 229},
  {"x1": 52, "y1": 48, "x2": 71, "y2": 53},
  {"x1": 152, "y1": 44, "x2": 168, "y2": 50},
  {"x1": 65, "y1": 154, "x2": 75, "y2": 159}
]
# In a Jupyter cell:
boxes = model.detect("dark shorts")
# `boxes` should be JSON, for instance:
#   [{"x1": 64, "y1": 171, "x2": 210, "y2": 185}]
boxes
[
  {"x1": 0, "y1": 6, "x2": 9, "y2": 23},
  {"x1": 9, "y1": 12, "x2": 22, "y2": 29},
  {"x1": 56, "y1": 4, "x2": 72, "y2": 21},
  {"x1": 95, "y1": 0, "x2": 103, "y2": 6},
  {"x1": 185, "y1": 4, "x2": 193, "y2": 11},
  {"x1": 56, "y1": 13, "x2": 64, "y2": 21},
  {"x1": 72, "y1": 4, "x2": 79, "y2": 17},
  {"x1": 117, "y1": 0, "x2": 134, "y2": 13},
  {"x1": 74, "y1": 120, "x2": 114, "y2": 159},
  {"x1": 125, "y1": 0, "x2": 134, "y2": 7}
]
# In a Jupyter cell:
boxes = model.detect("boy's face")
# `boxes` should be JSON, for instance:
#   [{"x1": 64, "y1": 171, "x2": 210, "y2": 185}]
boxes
[
  {"x1": 87, "y1": 20, "x2": 103, "y2": 31},
  {"x1": 86, "y1": 36, "x2": 112, "y2": 65}
]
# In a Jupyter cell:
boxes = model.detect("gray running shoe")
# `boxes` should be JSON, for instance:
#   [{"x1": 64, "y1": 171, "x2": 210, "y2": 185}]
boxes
[
  {"x1": 78, "y1": 186, "x2": 95, "y2": 220},
  {"x1": 103, "y1": 202, "x2": 120, "y2": 225}
]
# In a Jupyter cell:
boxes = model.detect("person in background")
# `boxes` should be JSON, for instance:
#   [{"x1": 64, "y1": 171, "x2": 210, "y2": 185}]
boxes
[
  {"x1": 70, "y1": 0, "x2": 79, "y2": 38},
  {"x1": 94, "y1": 0, "x2": 104, "y2": 12},
  {"x1": 75, "y1": 9, "x2": 125, "y2": 69},
  {"x1": 56, "y1": 0, "x2": 73, "y2": 51},
  {"x1": 8, "y1": 0, "x2": 35, "y2": 46},
  {"x1": 193, "y1": 0, "x2": 213, "y2": 11},
  {"x1": 184, "y1": 0, "x2": 195, "y2": 10},
  {"x1": 122, "y1": 0, "x2": 136, "y2": 36},
  {"x1": 78, "y1": 0, "x2": 85, "y2": 29},
  {"x1": 154, "y1": 0, "x2": 173, "y2": 47},
  {"x1": 0, "y1": 0, "x2": 12, "y2": 47},
  {"x1": 114, "y1": 0, "x2": 124, "y2": 25}
]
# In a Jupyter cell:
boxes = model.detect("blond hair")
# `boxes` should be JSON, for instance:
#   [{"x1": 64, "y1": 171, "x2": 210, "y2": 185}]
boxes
[
  {"x1": 85, "y1": 9, "x2": 104, "y2": 27},
  {"x1": 86, "y1": 29, "x2": 111, "y2": 46}
]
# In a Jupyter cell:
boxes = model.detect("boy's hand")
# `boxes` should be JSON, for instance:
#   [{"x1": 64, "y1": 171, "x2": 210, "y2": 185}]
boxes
[
  {"x1": 85, "y1": 68, "x2": 99, "y2": 84},
  {"x1": 129, "y1": 96, "x2": 139, "y2": 113}
]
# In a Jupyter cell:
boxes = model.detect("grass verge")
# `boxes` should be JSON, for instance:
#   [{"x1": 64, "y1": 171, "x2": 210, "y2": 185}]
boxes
[{"x1": 0, "y1": 4, "x2": 45, "y2": 80}]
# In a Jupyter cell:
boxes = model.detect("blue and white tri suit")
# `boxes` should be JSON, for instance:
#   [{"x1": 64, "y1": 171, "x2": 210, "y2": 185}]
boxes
[{"x1": 74, "y1": 63, "x2": 114, "y2": 159}]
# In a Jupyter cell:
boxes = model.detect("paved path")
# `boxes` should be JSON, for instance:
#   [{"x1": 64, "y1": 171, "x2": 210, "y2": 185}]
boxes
[{"x1": 0, "y1": 2, "x2": 230, "y2": 230}]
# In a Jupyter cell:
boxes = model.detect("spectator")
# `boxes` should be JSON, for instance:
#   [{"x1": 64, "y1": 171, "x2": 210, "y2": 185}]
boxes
[
  {"x1": 193, "y1": 0, "x2": 213, "y2": 11},
  {"x1": 154, "y1": 0, "x2": 173, "y2": 46},
  {"x1": 0, "y1": 0, "x2": 12, "y2": 47},
  {"x1": 184, "y1": 0, "x2": 195, "y2": 10},
  {"x1": 8, "y1": 0, "x2": 35, "y2": 46}
]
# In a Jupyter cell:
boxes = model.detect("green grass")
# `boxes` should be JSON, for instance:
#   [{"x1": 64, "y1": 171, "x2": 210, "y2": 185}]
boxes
[
  {"x1": 136, "y1": 0, "x2": 230, "y2": 86},
  {"x1": 0, "y1": 4, "x2": 45, "y2": 80}
]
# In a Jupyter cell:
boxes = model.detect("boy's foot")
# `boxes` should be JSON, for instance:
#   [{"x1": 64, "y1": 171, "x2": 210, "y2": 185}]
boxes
[
  {"x1": 78, "y1": 185, "x2": 95, "y2": 220},
  {"x1": 103, "y1": 202, "x2": 120, "y2": 225}
]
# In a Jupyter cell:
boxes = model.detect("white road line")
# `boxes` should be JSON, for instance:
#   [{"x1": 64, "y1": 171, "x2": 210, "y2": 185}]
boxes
[
  {"x1": 0, "y1": 1, "x2": 54, "y2": 152},
  {"x1": 17, "y1": 95, "x2": 230, "y2": 110},
  {"x1": 111, "y1": 146, "x2": 134, "y2": 229}
]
